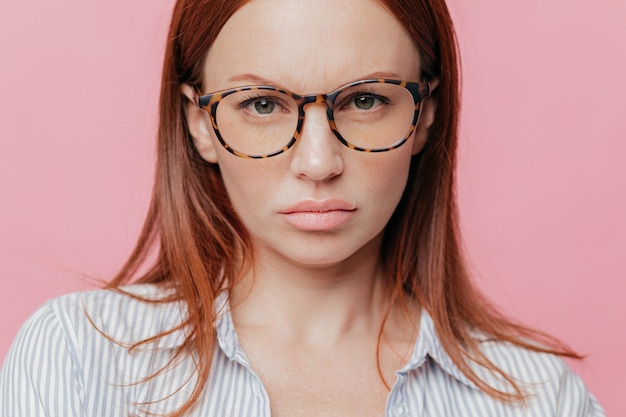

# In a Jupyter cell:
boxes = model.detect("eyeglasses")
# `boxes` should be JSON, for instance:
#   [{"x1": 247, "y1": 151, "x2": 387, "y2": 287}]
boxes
[{"x1": 193, "y1": 78, "x2": 431, "y2": 159}]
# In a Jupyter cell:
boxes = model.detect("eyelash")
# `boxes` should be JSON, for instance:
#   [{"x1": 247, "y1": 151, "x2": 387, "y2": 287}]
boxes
[
  {"x1": 235, "y1": 90, "x2": 392, "y2": 111},
  {"x1": 237, "y1": 94, "x2": 284, "y2": 110},
  {"x1": 338, "y1": 91, "x2": 391, "y2": 108}
]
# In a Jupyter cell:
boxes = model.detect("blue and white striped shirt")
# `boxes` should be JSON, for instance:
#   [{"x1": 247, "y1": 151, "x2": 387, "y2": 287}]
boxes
[{"x1": 1, "y1": 284, "x2": 605, "y2": 416}]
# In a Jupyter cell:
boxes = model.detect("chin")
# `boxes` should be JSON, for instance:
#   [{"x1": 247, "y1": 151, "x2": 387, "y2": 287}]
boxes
[{"x1": 275, "y1": 241, "x2": 380, "y2": 270}]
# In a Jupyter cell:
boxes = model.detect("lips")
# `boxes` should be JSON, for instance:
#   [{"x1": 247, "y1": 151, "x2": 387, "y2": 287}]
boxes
[
  {"x1": 279, "y1": 199, "x2": 356, "y2": 231},
  {"x1": 280, "y1": 199, "x2": 356, "y2": 214}
]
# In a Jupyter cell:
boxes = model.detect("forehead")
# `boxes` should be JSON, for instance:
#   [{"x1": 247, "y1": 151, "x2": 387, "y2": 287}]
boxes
[{"x1": 202, "y1": 0, "x2": 421, "y2": 93}]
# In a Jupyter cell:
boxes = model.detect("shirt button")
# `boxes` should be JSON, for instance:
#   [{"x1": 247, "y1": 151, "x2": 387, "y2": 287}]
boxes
[{"x1": 394, "y1": 404, "x2": 408, "y2": 416}]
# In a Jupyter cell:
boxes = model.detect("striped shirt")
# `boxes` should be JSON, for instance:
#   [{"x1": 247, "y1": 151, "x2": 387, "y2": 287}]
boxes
[{"x1": 1, "y1": 284, "x2": 605, "y2": 416}]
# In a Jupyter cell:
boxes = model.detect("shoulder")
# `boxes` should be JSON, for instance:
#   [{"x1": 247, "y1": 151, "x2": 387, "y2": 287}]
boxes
[
  {"x1": 416, "y1": 312, "x2": 604, "y2": 415},
  {"x1": 475, "y1": 338, "x2": 605, "y2": 416},
  {"x1": 3, "y1": 283, "x2": 188, "y2": 377},
  {"x1": 19, "y1": 284, "x2": 183, "y2": 343},
  {"x1": 1, "y1": 284, "x2": 190, "y2": 416},
  {"x1": 2, "y1": 283, "x2": 186, "y2": 367},
  {"x1": 476, "y1": 337, "x2": 567, "y2": 388}
]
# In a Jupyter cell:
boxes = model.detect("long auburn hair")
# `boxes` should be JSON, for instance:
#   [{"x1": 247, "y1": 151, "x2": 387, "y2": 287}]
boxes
[{"x1": 107, "y1": 0, "x2": 580, "y2": 415}]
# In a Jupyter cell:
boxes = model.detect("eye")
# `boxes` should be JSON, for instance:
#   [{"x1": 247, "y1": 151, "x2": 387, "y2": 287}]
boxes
[
  {"x1": 341, "y1": 92, "x2": 390, "y2": 111},
  {"x1": 253, "y1": 98, "x2": 275, "y2": 114},
  {"x1": 239, "y1": 96, "x2": 282, "y2": 115},
  {"x1": 354, "y1": 95, "x2": 377, "y2": 110}
]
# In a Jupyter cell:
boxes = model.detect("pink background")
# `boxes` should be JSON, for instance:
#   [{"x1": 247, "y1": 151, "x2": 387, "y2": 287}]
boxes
[{"x1": 1, "y1": 0, "x2": 624, "y2": 415}]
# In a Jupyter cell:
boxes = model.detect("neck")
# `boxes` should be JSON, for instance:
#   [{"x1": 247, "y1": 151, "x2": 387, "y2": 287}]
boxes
[{"x1": 230, "y1": 242, "x2": 391, "y2": 348}]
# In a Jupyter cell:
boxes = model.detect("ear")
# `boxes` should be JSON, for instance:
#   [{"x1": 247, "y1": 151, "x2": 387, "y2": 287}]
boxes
[
  {"x1": 180, "y1": 83, "x2": 219, "y2": 163},
  {"x1": 412, "y1": 78, "x2": 440, "y2": 155}
]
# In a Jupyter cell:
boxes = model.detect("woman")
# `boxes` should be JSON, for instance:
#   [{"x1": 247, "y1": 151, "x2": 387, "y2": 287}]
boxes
[{"x1": 0, "y1": 0, "x2": 605, "y2": 416}]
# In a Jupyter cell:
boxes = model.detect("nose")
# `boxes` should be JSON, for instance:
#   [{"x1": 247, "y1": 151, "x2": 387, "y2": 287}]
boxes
[{"x1": 289, "y1": 103, "x2": 344, "y2": 181}]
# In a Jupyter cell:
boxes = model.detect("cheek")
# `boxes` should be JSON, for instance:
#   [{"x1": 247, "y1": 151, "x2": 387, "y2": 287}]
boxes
[
  {"x1": 216, "y1": 157, "x2": 278, "y2": 218},
  {"x1": 220, "y1": 165, "x2": 262, "y2": 201},
  {"x1": 362, "y1": 152, "x2": 413, "y2": 203},
  {"x1": 348, "y1": 153, "x2": 413, "y2": 237}
]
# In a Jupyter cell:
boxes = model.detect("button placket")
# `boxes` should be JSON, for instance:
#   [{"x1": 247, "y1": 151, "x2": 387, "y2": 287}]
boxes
[{"x1": 394, "y1": 403, "x2": 408, "y2": 416}]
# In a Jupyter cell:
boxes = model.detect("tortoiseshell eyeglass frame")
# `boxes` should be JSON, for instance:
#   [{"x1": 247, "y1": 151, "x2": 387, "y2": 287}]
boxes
[{"x1": 193, "y1": 78, "x2": 431, "y2": 159}]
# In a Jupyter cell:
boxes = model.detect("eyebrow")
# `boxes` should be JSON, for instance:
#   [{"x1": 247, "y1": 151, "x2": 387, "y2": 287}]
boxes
[
  {"x1": 228, "y1": 73, "x2": 275, "y2": 85},
  {"x1": 227, "y1": 71, "x2": 405, "y2": 87}
]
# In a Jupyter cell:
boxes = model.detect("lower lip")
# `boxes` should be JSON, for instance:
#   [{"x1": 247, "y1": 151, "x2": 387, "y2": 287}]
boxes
[{"x1": 280, "y1": 210, "x2": 354, "y2": 231}]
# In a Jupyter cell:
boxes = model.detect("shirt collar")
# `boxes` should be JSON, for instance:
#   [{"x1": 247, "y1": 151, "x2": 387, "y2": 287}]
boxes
[
  {"x1": 213, "y1": 291, "x2": 260, "y2": 372},
  {"x1": 214, "y1": 291, "x2": 239, "y2": 359},
  {"x1": 402, "y1": 309, "x2": 478, "y2": 390},
  {"x1": 214, "y1": 293, "x2": 480, "y2": 390}
]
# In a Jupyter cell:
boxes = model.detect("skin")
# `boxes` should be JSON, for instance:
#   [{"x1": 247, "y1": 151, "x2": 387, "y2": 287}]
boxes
[{"x1": 182, "y1": 0, "x2": 438, "y2": 415}]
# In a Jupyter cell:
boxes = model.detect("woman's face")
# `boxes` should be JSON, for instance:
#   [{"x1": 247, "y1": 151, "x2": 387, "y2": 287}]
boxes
[{"x1": 184, "y1": 0, "x2": 436, "y2": 269}]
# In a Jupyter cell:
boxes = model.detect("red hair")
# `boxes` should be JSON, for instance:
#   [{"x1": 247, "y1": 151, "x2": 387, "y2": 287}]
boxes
[{"x1": 107, "y1": 0, "x2": 580, "y2": 415}]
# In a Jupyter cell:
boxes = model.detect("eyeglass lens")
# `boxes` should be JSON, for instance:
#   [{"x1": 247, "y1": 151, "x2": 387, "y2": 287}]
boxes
[{"x1": 214, "y1": 83, "x2": 415, "y2": 156}]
